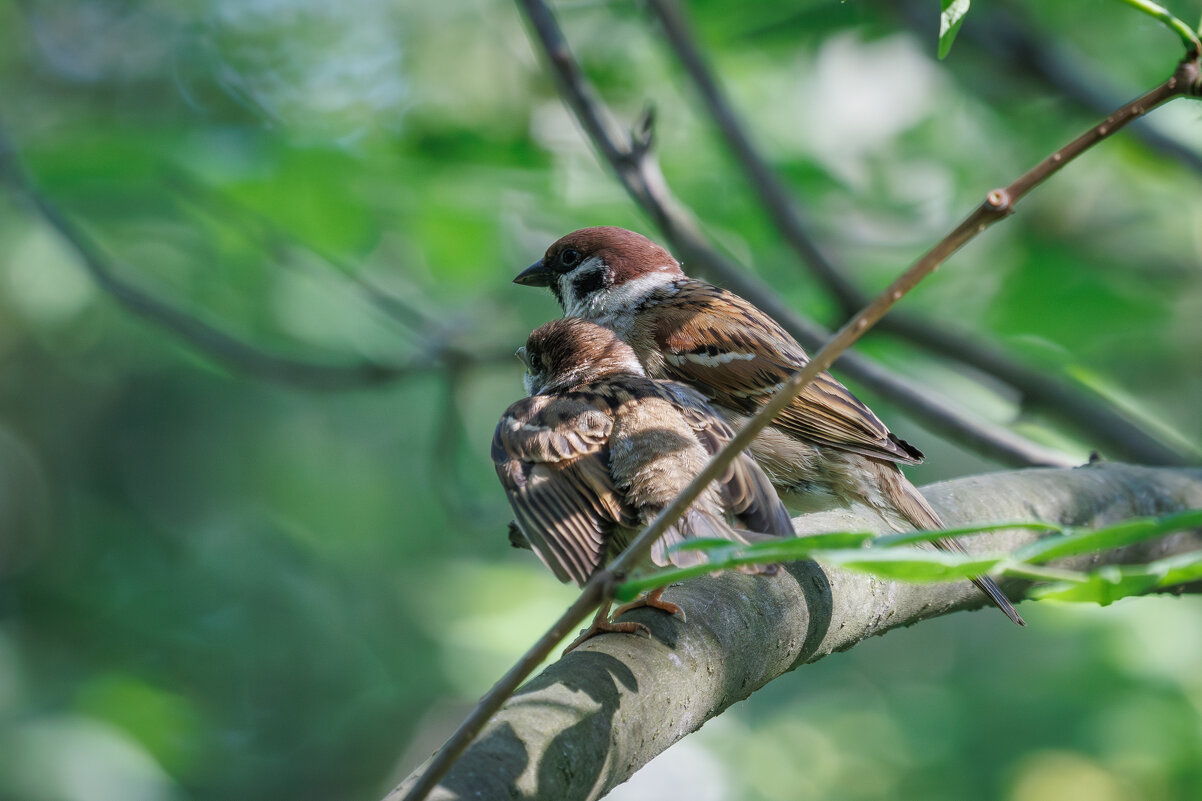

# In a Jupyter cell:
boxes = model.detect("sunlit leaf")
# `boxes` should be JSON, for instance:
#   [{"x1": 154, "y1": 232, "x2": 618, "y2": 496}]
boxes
[
  {"x1": 820, "y1": 548, "x2": 1004, "y2": 581},
  {"x1": 1031, "y1": 550, "x2": 1202, "y2": 604},
  {"x1": 938, "y1": 0, "x2": 971, "y2": 59},
  {"x1": 873, "y1": 521, "x2": 1059, "y2": 548},
  {"x1": 1014, "y1": 509, "x2": 1202, "y2": 564}
]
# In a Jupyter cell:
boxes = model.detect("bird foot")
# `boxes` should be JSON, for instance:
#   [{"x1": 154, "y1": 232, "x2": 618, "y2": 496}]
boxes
[
  {"x1": 562, "y1": 589, "x2": 688, "y2": 653},
  {"x1": 612, "y1": 592, "x2": 686, "y2": 622},
  {"x1": 563, "y1": 618, "x2": 650, "y2": 654}
]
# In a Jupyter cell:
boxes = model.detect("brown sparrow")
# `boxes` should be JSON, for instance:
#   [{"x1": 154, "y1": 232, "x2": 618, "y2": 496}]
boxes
[
  {"x1": 515, "y1": 227, "x2": 1025, "y2": 626},
  {"x1": 493, "y1": 318, "x2": 795, "y2": 645}
]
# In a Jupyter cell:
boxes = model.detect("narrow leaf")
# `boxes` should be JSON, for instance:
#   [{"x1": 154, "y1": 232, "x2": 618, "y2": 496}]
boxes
[
  {"x1": 1031, "y1": 566, "x2": 1163, "y2": 605},
  {"x1": 938, "y1": 0, "x2": 972, "y2": 59},
  {"x1": 819, "y1": 548, "x2": 1004, "y2": 581},
  {"x1": 1013, "y1": 509, "x2": 1202, "y2": 564},
  {"x1": 873, "y1": 520, "x2": 1059, "y2": 549},
  {"x1": 1030, "y1": 550, "x2": 1202, "y2": 604}
]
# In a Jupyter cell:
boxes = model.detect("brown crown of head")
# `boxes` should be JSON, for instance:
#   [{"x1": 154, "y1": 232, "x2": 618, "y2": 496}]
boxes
[
  {"x1": 522, "y1": 318, "x2": 644, "y2": 392},
  {"x1": 514, "y1": 226, "x2": 682, "y2": 289}
]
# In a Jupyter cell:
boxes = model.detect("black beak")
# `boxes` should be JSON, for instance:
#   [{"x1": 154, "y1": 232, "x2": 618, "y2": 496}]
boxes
[{"x1": 513, "y1": 259, "x2": 553, "y2": 287}]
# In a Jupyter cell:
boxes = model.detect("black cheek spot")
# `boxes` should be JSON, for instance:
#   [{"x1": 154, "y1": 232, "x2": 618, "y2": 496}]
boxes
[{"x1": 572, "y1": 270, "x2": 606, "y2": 299}]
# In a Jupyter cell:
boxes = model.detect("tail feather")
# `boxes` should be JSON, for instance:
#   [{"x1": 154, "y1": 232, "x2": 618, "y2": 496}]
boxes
[{"x1": 869, "y1": 460, "x2": 1026, "y2": 627}]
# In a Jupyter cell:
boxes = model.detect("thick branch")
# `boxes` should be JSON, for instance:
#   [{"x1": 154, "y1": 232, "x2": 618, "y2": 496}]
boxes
[
  {"x1": 391, "y1": 464, "x2": 1202, "y2": 801},
  {"x1": 517, "y1": 0, "x2": 1071, "y2": 469}
]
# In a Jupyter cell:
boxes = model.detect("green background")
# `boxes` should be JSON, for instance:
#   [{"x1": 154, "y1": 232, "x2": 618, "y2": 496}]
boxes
[{"x1": 0, "y1": 1, "x2": 1199, "y2": 799}]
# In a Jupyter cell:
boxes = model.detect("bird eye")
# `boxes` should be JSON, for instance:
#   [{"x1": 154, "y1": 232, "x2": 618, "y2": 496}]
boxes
[{"x1": 557, "y1": 247, "x2": 582, "y2": 271}]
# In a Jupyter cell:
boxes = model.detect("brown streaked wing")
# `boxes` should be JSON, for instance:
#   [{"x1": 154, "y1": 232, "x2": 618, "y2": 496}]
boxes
[
  {"x1": 492, "y1": 395, "x2": 628, "y2": 586},
  {"x1": 660, "y1": 381, "x2": 794, "y2": 538},
  {"x1": 653, "y1": 284, "x2": 921, "y2": 465}
]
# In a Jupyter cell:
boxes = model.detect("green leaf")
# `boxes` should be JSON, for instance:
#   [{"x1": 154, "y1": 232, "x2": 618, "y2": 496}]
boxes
[
  {"x1": 669, "y1": 537, "x2": 744, "y2": 553},
  {"x1": 938, "y1": 0, "x2": 972, "y2": 59},
  {"x1": 1030, "y1": 551, "x2": 1202, "y2": 604},
  {"x1": 1114, "y1": 0, "x2": 1202, "y2": 53},
  {"x1": 1157, "y1": 549, "x2": 1202, "y2": 586},
  {"x1": 784, "y1": 531, "x2": 877, "y2": 549},
  {"x1": 820, "y1": 548, "x2": 1004, "y2": 581},
  {"x1": 873, "y1": 521, "x2": 1059, "y2": 549},
  {"x1": 664, "y1": 531, "x2": 874, "y2": 563},
  {"x1": 1013, "y1": 509, "x2": 1202, "y2": 564},
  {"x1": 1032, "y1": 566, "x2": 1162, "y2": 604}
]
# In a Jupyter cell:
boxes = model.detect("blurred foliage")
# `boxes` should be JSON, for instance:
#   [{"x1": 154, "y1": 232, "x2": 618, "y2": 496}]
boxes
[{"x1": 0, "y1": 0, "x2": 1199, "y2": 800}]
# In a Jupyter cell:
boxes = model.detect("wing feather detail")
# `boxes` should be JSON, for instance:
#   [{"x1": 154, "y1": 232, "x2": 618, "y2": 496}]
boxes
[
  {"x1": 654, "y1": 284, "x2": 923, "y2": 465},
  {"x1": 492, "y1": 395, "x2": 626, "y2": 586},
  {"x1": 659, "y1": 381, "x2": 794, "y2": 538}
]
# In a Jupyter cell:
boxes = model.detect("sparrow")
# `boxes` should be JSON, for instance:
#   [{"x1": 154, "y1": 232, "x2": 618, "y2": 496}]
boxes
[
  {"x1": 493, "y1": 317, "x2": 795, "y2": 646},
  {"x1": 514, "y1": 226, "x2": 1025, "y2": 626}
]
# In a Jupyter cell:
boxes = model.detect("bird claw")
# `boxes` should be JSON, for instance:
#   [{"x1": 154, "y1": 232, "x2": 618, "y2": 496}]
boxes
[
  {"x1": 563, "y1": 619, "x2": 651, "y2": 654},
  {"x1": 612, "y1": 594, "x2": 686, "y2": 623}
]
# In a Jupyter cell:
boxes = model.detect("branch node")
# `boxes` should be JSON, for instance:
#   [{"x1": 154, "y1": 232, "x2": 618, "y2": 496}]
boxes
[
  {"x1": 631, "y1": 104, "x2": 657, "y2": 156},
  {"x1": 985, "y1": 188, "x2": 1012, "y2": 211}
]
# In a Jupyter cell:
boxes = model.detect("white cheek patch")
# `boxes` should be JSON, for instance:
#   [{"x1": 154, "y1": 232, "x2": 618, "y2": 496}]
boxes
[
  {"x1": 561, "y1": 256, "x2": 607, "y2": 318},
  {"x1": 666, "y1": 351, "x2": 757, "y2": 368},
  {"x1": 578, "y1": 271, "x2": 679, "y2": 329}
]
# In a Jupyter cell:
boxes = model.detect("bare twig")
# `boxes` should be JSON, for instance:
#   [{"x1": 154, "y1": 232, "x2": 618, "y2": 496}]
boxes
[
  {"x1": 518, "y1": 0, "x2": 1074, "y2": 468},
  {"x1": 644, "y1": 0, "x2": 861, "y2": 312},
  {"x1": 0, "y1": 123, "x2": 511, "y2": 389},
  {"x1": 397, "y1": 23, "x2": 1199, "y2": 796},
  {"x1": 164, "y1": 167, "x2": 436, "y2": 337},
  {"x1": 896, "y1": 0, "x2": 1202, "y2": 177},
  {"x1": 646, "y1": 0, "x2": 1195, "y2": 466}
]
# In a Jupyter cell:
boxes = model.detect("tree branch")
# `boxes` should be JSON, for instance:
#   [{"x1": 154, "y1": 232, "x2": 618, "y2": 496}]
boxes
[
  {"x1": 516, "y1": 0, "x2": 1074, "y2": 469},
  {"x1": 163, "y1": 166, "x2": 440, "y2": 339},
  {"x1": 0, "y1": 121, "x2": 509, "y2": 390},
  {"x1": 644, "y1": 0, "x2": 1196, "y2": 466},
  {"x1": 642, "y1": 0, "x2": 861, "y2": 312},
  {"x1": 390, "y1": 463, "x2": 1202, "y2": 801},
  {"x1": 398, "y1": 27, "x2": 1194, "y2": 798}
]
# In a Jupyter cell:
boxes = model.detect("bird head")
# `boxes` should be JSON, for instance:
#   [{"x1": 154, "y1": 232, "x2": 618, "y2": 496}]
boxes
[
  {"x1": 514, "y1": 227, "x2": 683, "y2": 317},
  {"x1": 519, "y1": 318, "x2": 645, "y2": 395}
]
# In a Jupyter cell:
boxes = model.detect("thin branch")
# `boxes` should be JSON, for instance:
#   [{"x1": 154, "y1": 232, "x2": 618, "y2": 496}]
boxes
[
  {"x1": 0, "y1": 122, "x2": 511, "y2": 389},
  {"x1": 164, "y1": 167, "x2": 437, "y2": 337},
  {"x1": 897, "y1": 0, "x2": 1202, "y2": 177},
  {"x1": 390, "y1": 464, "x2": 1202, "y2": 800},
  {"x1": 398, "y1": 25, "x2": 1198, "y2": 797},
  {"x1": 645, "y1": 0, "x2": 1195, "y2": 466},
  {"x1": 1003, "y1": 55, "x2": 1200, "y2": 198},
  {"x1": 1117, "y1": 0, "x2": 1202, "y2": 53},
  {"x1": 644, "y1": 0, "x2": 861, "y2": 311},
  {"x1": 518, "y1": 0, "x2": 1074, "y2": 469}
]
